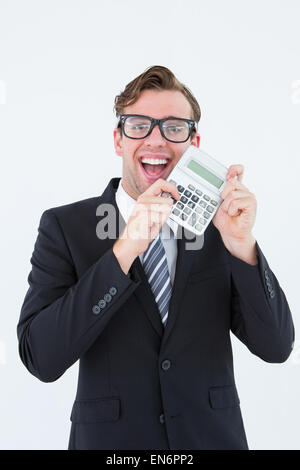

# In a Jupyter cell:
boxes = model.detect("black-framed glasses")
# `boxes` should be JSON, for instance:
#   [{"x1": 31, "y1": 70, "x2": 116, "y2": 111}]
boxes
[{"x1": 118, "y1": 114, "x2": 197, "y2": 143}]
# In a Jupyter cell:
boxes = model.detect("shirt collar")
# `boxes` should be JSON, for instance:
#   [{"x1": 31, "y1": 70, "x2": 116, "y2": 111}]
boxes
[{"x1": 115, "y1": 179, "x2": 179, "y2": 238}]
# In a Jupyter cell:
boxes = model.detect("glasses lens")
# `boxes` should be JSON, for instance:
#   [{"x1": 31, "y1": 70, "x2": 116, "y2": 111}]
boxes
[
  {"x1": 162, "y1": 119, "x2": 190, "y2": 142},
  {"x1": 124, "y1": 116, "x2": 151, "y2": 138}
]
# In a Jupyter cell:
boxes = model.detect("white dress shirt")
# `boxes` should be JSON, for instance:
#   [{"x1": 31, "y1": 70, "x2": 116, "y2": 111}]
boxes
[{"x1": 115, "y1": 179, "x2": 179, "y2": 286}]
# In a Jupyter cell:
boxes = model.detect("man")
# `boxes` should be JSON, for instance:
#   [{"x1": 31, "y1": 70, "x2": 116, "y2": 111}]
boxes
[{"x1": 17, "y1": 65, "x2": 294, "y2": 450}]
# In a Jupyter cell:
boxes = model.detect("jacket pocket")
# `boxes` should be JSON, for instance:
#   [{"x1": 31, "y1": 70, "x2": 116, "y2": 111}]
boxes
[
  {"x1": 70, "y1": 397, "x2": 120, "y2": 423},
  {"x1": 209, "y1": 385, "x2": 240, "y2": 409},
  {"x1": 189, "y1": 263, "x2": 230, "y2": 284}
]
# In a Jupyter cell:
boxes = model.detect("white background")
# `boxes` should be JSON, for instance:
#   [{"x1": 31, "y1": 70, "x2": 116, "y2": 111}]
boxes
[{"x1": 0, "y1": 0, "x2": 299, "y2": 450}]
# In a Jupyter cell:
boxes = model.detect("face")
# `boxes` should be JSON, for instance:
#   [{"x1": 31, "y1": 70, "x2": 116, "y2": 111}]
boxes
[{"x1": 113, "y1": 89, "x2": 200, "y2": 199}]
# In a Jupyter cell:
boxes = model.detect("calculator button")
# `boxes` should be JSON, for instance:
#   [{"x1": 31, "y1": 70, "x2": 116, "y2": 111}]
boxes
[
  {"x1": 177, "y1": 185, "x2": 185, "y2": 193},
  {"x1": 188, "y1": 184, "x2": 195, "y2": 191},
  {"x1": 210, "y1": 200, "x2": 218, "y2": 206},
  {"x1": 195, "y1": 206, "x2": 203, "y2": 215},
  {"x1": 172, "y1": 208, "x2": 180, "y2": 216},
  {"x1": 195, "y1": 223, "x2": 203, "y2": 232},
  {"x1": 176, "y1": 202, "x2": 184, "y2": 210},
  {"x1": 203, "y1": 211, "x2": 210, "y2": 219},
  {"x1": 195, "y1": 189, "x2": 203, "y2": 197},
  {"x1": 180, "y1": 196, "x2": 188, "y2": 204},
  {"x1": 183, "y1": 190, "x2": 192, "y2": 198},
  {"x1": 169, "y1": 179, "x2": 177, "y2": 185},
  {"x1": 199, "y1": 218, "x2": 207, "y2": 225},
  {"x1": 203, "y1": 194, "x2": 210, "y2": 202},
  {"x1": 188, "y1": 213, "x2": 199, "y2": 226},
  {"x1": 191, "y1": 195, "x2": 199, "y2": 203},
  {"x1": 180, "y1": 213, "x2": 188, "y2": 221},
  {"x1": 183, "y1": 207, "x2": 192, "y2": 215},
  {"x1": 187, "y1": 201, "x2": 195, "y2": 209},
  {"x1": 206, "y1": 205, "x2": 214, "y2": 213},
  {"x1": 199, "y1": 200, "x2": 207, "y2": 208}
]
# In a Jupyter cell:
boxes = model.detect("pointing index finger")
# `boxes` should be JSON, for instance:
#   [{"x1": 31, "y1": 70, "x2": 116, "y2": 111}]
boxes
[{"x1": 144, "y1": 178, "x2": 180, "y2": 200}]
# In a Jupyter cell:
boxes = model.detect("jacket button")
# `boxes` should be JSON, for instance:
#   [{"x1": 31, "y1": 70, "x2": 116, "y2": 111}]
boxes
[
  {"x1": 92, "y1": 305, "x2": 101, "y2": 315},
  {"x1": 104, "y1": 293, "x2": 112, "y2": 302},
  {"x1": 98, "y1": 299, "x2": 106, "y2": 309},
  {"x1": 159, "y1": 413, "x2": 165, "y2": 424},
  {"x1": 264, "y1": 269, "x2": 269, "y2": 279},
  {"x1": 161, "y1": 359, "x2": 171, "y2": 370},
  {"x1": 109, "y1": 287, "x2": 117, "y2": 296}
]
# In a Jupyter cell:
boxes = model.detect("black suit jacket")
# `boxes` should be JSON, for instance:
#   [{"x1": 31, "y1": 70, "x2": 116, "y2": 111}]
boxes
[{"x1": 17, "y1": 177, "x2": 295, "y2": 450}]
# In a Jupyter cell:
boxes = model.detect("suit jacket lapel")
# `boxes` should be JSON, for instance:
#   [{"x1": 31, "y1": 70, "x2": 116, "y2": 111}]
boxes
[
  {"x1": 162, "y1": 228, "x2": 203, "y2": 346},
  {"x1": 130, "y1": 256, "x2": 165, "y2": 338},
  {"x1": 129, "y1": 225, "x2": 204, "y2": 342}
]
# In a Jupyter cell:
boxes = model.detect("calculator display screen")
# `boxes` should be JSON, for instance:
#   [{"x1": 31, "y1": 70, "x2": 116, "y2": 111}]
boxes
[{"x1": 187, "y1": 159, "x2": 224, "y2": 189}]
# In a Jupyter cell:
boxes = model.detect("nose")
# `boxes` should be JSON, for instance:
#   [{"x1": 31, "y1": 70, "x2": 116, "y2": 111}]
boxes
[{"x1": 144, "y1": 123, "x2": 167, "y2": 147}]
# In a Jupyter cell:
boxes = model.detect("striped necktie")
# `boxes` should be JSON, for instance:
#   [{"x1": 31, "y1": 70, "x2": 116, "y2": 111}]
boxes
[{"x1": 142, "y1": 232, "x2": 172, "y2": 327}]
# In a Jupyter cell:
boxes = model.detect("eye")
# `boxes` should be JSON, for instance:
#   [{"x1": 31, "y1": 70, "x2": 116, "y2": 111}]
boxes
[
  {"x1": 167, "y1": 125, "x2": 185, "y2": 133},
  {"x1": 125, "y1": 118, "x2": 151, "y2": 132},
  {"x1": 132, "y1": 123, "x2": 149, "y2": 130}
]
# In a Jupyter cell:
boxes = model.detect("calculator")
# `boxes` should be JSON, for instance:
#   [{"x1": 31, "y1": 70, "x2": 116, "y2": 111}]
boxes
[{"x1": 164, "y1": 146, "x2": 228, "y2": 236}]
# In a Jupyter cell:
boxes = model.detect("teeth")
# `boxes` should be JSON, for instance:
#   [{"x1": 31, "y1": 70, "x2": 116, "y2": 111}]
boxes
[{"x1": 140, "y1": 158, "x2": 168, "y2": 165}]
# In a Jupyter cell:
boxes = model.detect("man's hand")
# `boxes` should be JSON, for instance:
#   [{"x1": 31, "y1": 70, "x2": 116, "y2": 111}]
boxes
[
  {"x1": 113, "y1": 179, "x2": 180, "y2": 274},
  {"x1": 212, "y1": 164, "x2": 258, "y2": 265}
]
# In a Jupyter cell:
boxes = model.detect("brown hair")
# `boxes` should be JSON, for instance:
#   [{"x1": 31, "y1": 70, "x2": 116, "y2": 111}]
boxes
[{"x1": 114, "y1": 65, "x2": 201, "y2": 134}]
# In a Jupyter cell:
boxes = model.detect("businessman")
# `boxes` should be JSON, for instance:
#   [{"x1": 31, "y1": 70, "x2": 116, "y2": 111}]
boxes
[{"x1": 17, "y1": 65, "x2": 294, "y2": 450}]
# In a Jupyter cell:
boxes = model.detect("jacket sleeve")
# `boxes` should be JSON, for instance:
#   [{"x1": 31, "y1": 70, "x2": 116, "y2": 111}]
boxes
[
  {"x1": 17, "y1": 209, "x2": 141, "y2": 383},
  {"x1": 229, "y1": 241, "x2": 295, "y2": 363}
]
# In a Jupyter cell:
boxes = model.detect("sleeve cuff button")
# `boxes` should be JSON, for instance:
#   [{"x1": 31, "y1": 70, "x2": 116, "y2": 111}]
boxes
[
  {"x1": 92, "y1": 305, "x2": 101, "y2": 315},
  {"x1": 104, "y1": 293, "x2": 112, "y2": 302}
]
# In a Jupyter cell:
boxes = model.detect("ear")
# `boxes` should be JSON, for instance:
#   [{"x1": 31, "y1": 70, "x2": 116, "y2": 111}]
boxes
[
  {"x1": 191, "y1": 132, "x2": 200, "y2": 148},
  {"x1": 113, "y1": 128, "x2": 123, "y2": 157}
]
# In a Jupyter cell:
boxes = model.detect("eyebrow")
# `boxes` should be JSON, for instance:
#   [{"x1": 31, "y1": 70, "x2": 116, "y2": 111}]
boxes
[{"x1": 125, "y1": 114, "x2": 192, "y2": 120}]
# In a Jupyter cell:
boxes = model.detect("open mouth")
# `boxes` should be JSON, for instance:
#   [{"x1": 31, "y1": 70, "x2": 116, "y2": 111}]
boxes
[{"x1": 138, "y1": 156, "x2": 172, "y2": 181}]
